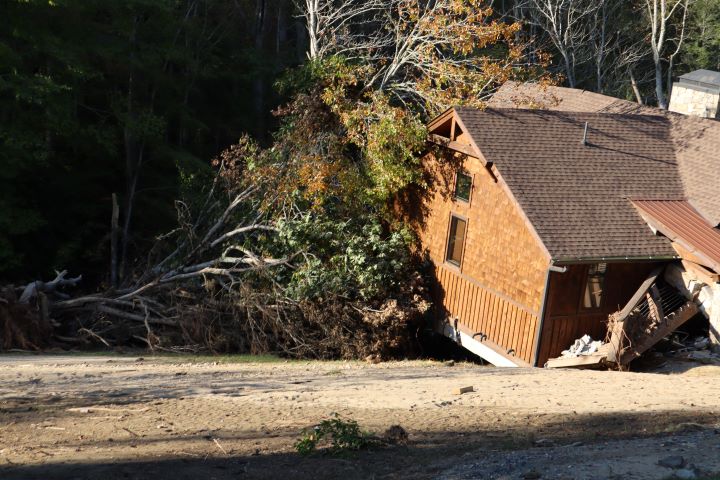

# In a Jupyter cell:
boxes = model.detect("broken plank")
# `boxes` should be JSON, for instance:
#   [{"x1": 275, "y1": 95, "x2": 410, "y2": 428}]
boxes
[
  {"x1": 452, "y1": 386, "x2": 474, "y2": 395},
  {"x1": 672, "y1": 242, "x2": 719, "y2": 273},
  {"x1": 681, "y1": 259, "x2": 720, "y2": 285},
  {"x1": 615, "y1": 266, "x2": 664, "y2": 322},
  {"x1": 545, "y1": 354, "x2": 607, "y2": 369}
]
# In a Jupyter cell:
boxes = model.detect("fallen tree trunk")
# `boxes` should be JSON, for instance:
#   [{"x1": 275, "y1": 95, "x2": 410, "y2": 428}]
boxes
[{"x1": 19, "y1": 270, "x2": 82, "y2": 304}]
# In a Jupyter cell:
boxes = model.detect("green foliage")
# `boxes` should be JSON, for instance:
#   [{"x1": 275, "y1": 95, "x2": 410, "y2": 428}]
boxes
[
  {"x1": 276, "y1": 213, "x2": 414, "y2": 301},
  {"x1": 295, "y1": 415, "x2": 378, "y2": 456},
  {"x1": 265, "y1": 58, "x2": 428, "y2": 215},
  {"x1": 343, "y1": 91, "x2": 428, "y2": 205},
  {"x1": 680, "y1": 0, "x2": 720, "y2": 72}
]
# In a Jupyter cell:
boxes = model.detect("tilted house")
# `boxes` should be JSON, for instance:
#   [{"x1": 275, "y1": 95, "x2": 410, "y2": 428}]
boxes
[{"x1": 406, "y1": 81, "x2": 720, "y2": 367}]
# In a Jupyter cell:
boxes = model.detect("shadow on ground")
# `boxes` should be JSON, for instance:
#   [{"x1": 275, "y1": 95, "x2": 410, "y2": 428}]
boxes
[{"x1": 2, "y1": 409, "x2": 718, "y2": 480}]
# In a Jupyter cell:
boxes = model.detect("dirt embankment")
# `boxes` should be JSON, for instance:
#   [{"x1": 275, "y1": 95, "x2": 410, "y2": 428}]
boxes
[{"x1": 1, "y1": 355, "x2": 719, "y2": 479}]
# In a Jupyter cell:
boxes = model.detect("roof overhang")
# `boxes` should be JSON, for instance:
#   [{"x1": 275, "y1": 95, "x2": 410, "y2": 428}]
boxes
[
  {"x1": 551, "y1": 255, "x2": 679, "y2": 265},
  {"x1": 632, "y1": 199, "x2": 720, "y2": 274}
]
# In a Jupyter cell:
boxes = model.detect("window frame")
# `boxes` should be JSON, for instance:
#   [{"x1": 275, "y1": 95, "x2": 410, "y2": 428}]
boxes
[
  {"x1": 453, "y1": 170, "x2": 473, "y2": 204},
  {"x1": 444, "y1": 213, "x2": 468, "y2": 269},
  {"x1": 580, "y1": 262, "x2": 608, "y2": 310}
]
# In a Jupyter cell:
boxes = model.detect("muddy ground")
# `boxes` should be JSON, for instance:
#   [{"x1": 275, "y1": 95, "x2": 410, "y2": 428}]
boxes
[{"x1": 1, "y1": 354, "x2": 720, "y2": 479}]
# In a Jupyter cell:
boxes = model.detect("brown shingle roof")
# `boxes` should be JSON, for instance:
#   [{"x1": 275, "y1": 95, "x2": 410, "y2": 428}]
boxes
[
  {"x1": 668, "y1": 116, "x2": 720, "y2": 227},
  {"x1": 454, "y1": 107, "x2": 684, "y2": 261},
  {"x1": 633, "y1": 200, "x2": 720, "y2": 273},
  {"x1": 488, "y1": 81, "x2": 653, "y2": 115},
  {"x1": 488, "y1": 82, "x2": 720, "y2": 227}
]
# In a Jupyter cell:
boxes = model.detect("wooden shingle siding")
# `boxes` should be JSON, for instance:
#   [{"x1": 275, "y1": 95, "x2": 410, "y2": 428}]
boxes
[{"x1": 406, "y1": 147, "x2": 549, "y2": 365}]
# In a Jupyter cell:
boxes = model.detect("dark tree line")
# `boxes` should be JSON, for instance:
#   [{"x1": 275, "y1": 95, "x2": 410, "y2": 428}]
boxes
[{"x1": 0, "y1": 0, "x2": 303, "y2": 283}]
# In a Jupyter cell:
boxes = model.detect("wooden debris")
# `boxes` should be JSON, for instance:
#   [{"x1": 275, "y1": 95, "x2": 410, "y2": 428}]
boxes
[
  {"x1": 212, "y1": 437, "x2": 228, "y2": 455},
  {"x1": 18, "y1": 270, "x2": 82, "y2": 304},
  {"x1": 452, "y1": 386, "x2": 474, "y2": 395},
  {"x1": 545, "y1": 352, "x2": 607, "y2": 369},
  {"x1": 614, "y1": 301, "x2": 699, "y2": 365}
]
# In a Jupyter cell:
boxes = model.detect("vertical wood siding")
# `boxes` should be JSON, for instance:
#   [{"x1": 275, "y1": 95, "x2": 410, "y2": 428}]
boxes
[{"x1": 434, "y1": 264, "x2": 540, "y2": 363}]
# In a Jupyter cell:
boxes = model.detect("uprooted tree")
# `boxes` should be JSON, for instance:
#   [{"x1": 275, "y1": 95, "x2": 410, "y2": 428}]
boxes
[{"x1": 3, "y1": 0, "x2": 550, "y2": 358}]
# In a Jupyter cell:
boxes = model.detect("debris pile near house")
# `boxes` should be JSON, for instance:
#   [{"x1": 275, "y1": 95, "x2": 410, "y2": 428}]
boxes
[
  {"x1": 560, "y1": 335, "x2": 603, "y2": 358},
  {"x1": 605, "y1": 274, "x2": 699, "y2": 367},
  {"x1": 662, "y1": 335, "x2": 720, "y2": 364}
]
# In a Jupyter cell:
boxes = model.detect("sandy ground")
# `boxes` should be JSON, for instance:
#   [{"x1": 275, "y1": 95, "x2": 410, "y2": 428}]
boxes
[{"x1": 1, "y1": 354, "x2": 720, "y2": 479}]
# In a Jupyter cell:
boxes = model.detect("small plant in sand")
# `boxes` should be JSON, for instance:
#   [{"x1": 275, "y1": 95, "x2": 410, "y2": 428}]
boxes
[{"x1": 295, "y1": 414, "x2": 379, "y2": 455}]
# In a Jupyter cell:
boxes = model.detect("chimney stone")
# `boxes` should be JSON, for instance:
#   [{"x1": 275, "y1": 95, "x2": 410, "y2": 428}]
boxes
[{"x1": 668, "y1": 69, "x2": 720, "y2": 119}]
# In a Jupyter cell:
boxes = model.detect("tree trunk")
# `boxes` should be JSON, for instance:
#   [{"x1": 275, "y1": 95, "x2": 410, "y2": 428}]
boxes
[
  {"x1": 629, "y1": 68, "x2": 644, "y2": 105},
  {"x1": 110, "y1": 193, "x2": 119, "y2": 288},
  {"x1": 120, "y1": 136, "x2": 145, "y2": 280},
  {"x1": 667, "y1": 56, "x2": 675, "y2": 104},
  {"x1": 253, "y1": 0, "x2": 267, "y2": 141},
  {"x1": 120, "y1": 15, "x2": 141, "y2": 282},
  {"x1": 306, "y1": 0, "x2": 318, "y2": 59},
  {"x1": 276, "y1": 0, "x2": 286, "y2": 57},
  {"x1": 562, "y1": 51, "x2": 576, "y2": 88},
  {"x1": 655, "y1": 58, "x2": 667, "y2": 109}
]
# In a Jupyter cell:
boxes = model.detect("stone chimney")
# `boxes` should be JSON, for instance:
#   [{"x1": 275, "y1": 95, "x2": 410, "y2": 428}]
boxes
[{"x1": 668, "y1": 69, "x2": 720, "y2": 118}]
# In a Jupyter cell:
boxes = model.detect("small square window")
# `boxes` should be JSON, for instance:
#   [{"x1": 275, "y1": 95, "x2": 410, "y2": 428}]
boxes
[
  {"x1": 446, "y1": 215, "x2": 467, "y2": 266},
  {"x1": 582, "y1": 263, "x2": 607, "y2": 309},
  {"x1": 454, "y1": 171, "x2": 472, "y2": 202}
]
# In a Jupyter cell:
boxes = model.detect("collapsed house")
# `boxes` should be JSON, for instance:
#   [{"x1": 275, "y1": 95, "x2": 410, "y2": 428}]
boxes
[{"x1": 404, "y1": 73, "x2": 720, "y2": 367}]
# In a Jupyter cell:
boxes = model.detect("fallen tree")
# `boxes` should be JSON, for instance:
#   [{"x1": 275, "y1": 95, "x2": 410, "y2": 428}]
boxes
[{"x1": 3, "y1": 155, "x2": 429, "y2": 358}]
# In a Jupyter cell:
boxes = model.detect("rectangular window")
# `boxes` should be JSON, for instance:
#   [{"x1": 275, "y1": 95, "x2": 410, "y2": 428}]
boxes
[
  {"x1": 582, "y1": 263, "x2": 607, "y2": 309},
  {"x1": 454, "y1": 171, "x2": 472, "y2": 202},
  {"x1": 446, "y1": 215, "x2": 467, "y2": 266}
]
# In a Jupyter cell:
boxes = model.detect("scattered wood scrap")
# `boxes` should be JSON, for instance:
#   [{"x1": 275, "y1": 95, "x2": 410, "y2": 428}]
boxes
[
  {"x1": 452, "y1": 386, "x2": 474, "y2": 395},
  {"x1": 545, "y1": 348, "x2": 609, "y2": 369}
]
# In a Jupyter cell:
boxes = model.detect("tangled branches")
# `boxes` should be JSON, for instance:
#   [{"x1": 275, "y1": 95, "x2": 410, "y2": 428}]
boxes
[{"x1": 4, "y1": 151, "x2": 429, "y2": 359}]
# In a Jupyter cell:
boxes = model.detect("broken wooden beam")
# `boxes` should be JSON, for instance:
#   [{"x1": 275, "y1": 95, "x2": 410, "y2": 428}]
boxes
[
  {"x1": 680, "y1": 259, "x2": 719, "y2": 285},
  {"x1": 614, "y1": 266, "x2": 664, "y2": 323},
  {"x1": 545, "y1": 353, "x2": 607, "y2": 369}
]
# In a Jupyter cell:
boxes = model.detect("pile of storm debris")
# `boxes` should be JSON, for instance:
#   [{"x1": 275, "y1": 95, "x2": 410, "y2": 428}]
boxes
[
  {"x1": 0, "y1": 166, "x2": 429, "y2": 359},
  {"x1": 547, "y1": 263, "x2": 718, "y2": 369},
  {"x1": 660, "y1": 334, "x2": 720, "y2": 363},
  {"x1": 1, "y1": 265, "x2": 428, "y2": 359}
]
